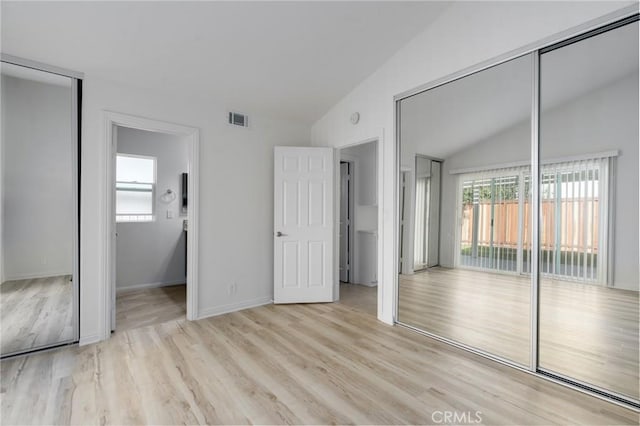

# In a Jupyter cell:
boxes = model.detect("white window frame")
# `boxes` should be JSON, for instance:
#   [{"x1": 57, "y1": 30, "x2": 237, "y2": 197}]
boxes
[{"x1": 115, "y1": 153, "x2": 157, "y2": 223}]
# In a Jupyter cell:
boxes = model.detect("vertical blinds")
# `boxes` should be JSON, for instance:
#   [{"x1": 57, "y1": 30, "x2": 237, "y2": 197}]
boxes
[{"x1": 457, "y1": 154, "x2": 612, "y2": 284}]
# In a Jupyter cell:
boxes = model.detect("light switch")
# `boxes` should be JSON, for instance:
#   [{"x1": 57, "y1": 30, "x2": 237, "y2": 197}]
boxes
[{"x1": 167, "y1": 210, "x2": 174, "y2": 219}]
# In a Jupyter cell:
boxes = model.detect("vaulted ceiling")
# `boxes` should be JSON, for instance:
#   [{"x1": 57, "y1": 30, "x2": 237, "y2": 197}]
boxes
[{"x1": 1, "y1": 1, "x2": 450, "y2": 124}]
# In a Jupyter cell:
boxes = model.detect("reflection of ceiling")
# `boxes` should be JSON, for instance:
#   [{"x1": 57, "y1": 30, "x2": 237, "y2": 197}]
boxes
[
  {"x1": 1, "y1": 62, "x2": 71, "y2": 87},
  {"x1": 541, "y1": 21, "x2": 638, "y2": 110},
  {"x1": 401, "y1": 54, "x2": 532, "y2": 159},
  {"x1": 401, "y1": 21, "x2": 639, "y2": 159}
]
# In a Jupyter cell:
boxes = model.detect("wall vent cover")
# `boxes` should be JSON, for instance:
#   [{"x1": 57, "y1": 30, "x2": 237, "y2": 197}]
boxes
[{"x1": 228, "y1": 112, "x2": 248, "y2": 127}]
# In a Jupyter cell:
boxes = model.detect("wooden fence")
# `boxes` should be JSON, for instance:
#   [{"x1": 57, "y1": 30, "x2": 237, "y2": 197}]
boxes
[{"x1": 461, "y1": 200, "x2": 599, "y2": 253}]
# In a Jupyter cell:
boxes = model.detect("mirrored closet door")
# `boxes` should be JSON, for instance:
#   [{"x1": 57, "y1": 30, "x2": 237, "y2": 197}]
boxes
[
  {"x1": 538, "y1": 18, "x2": 639, "y2": 401},
  {"x1": 1, "y1": 60, "x2": 79, "y2": 357},
  {"x1": 397, "y1": 53, "x2": 533, "y2": 367},
  {"x1": 396, "y1": 14, "x2": 639, "y2": 406}
]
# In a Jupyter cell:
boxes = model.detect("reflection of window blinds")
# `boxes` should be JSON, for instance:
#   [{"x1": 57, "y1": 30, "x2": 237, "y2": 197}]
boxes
[
  {"x1": 539, "y1": 157, "x2": 609, "y2": 283},
  {"x1": 456, "y1": 152, "x2": 613, "y2": 285},
  {"x1": 449, "y1": 150, "x2": 618, "y2": 175}
]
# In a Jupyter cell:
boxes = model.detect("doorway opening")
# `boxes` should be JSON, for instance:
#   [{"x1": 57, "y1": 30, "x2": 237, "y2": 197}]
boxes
[
  {"x1": 339, "y1": 161, "x2": 353, "y2": 283},
  {"x1": 113, "y1": 127, "x2": 189, "y2": 332},
  {"x1": 104, "y1": 112, "x2": 199, "y2": 340},
  {"x1": 337, "y1": 140, "x2": 379, "y2": 317}
]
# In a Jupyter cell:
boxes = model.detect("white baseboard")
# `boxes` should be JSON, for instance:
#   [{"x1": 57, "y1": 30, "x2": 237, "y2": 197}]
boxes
[
  {"x1": 79, "y1": 333, "x2": 103, "y2": 346},
  {"x1": 116, "y1": 280, "x2": 185, "y2": 294},
  {"x1": 3, "y1": 271, "x2": 72, "y2": 282},
  {"x1": 197, "y1": 296, "x2": 272, "y2": 320}
]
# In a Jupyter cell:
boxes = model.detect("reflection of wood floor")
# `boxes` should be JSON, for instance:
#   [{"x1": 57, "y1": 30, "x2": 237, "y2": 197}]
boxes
[
  {"x1": 0, "y1": 275, "x2": 74, "y2": 355},
  {"x1": 398, "y1": 267, "x2": 639, "y2": 400},
  {"x1": 116, "y1": 284, "x2": 186, "y2": 332},
  {"x1": 2, "y1": 301, "x2": 637, "y2": 425}
]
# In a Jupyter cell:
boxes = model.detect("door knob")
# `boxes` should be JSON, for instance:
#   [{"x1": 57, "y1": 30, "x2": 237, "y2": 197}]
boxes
[{"x1": 276, "y1": 231, "x2": 287, "y2": 237}]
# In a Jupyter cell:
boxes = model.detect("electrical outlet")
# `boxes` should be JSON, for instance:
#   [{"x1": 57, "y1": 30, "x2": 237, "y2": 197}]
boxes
[{"x1": 228, "y1": 283, "x2": 237, "y2": 295}]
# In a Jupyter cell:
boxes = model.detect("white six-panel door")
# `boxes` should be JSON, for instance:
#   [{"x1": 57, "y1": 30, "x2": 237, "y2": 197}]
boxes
[{"x1": 274, "y1": 146, "x2": 334, "y2": 303}]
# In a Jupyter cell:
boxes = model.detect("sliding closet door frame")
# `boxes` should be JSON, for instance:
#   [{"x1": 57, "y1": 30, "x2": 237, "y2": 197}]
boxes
[
  {"x1": 71, "y1": 78, "x2": 81, "y2": 344},
  {"x1": 0, "y1": 55, "x2": 83, "y2": 357},
  {"x1": 534, "y1": 14, "x2": 640, "y2": 407},
  {"x1": 530, "y1": 52, "x2": 540, "y2": 374},
  {"x1": 0, "y1": 54, "x2": 84, "y2": 80},
  {"x1": 393, "y1": 4, "x2": 639, "y2": 410}
]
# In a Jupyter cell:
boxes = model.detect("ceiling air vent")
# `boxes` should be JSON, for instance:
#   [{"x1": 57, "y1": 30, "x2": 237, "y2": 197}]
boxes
[{"x1": 228, "y1": 112, "x2": 248, "y2": 128}]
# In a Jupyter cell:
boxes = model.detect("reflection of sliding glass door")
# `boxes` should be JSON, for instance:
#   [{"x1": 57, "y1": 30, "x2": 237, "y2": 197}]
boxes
[
  {"x1": 459, "y1": 172, "x2": 522, "y2": 273},
  {"x1": 540, "y1": 160, "x2": 606, "y2": 283},
  {"x1": 459, "y1": 159, "x2": 607, "y2": 285}
]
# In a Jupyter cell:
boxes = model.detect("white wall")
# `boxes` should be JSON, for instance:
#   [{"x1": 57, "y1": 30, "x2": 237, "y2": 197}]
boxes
[
  {"x1": 340, "y1": 141, "x2": 378, "y2": 286},
  {"x1": 115, "y1": 126, "x2": 188, "y2": 291},
  {"x1": 80, "y1": 76, "x2": 310, "y2": 344},
  {"x1": 1, "y1": 75, "x2": 73, "y2": 281},
  {"x1": 310, "y1": 1, "x2": 635, "y2": 323}
]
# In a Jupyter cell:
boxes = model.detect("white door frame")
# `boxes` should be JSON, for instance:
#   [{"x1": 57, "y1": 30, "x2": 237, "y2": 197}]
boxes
[
  {"x1": 336, "y1": 136, "x2": 384, "y2": 321},
  {"x1": 103, "y1": 111, "x2": 200, "y2": 340}
]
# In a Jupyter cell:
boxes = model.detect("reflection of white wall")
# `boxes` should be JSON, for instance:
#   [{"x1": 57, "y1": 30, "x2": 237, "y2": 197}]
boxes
[
  {"x1": 436, "y1": 74, "x2": 638, "y2": 290},
  {"x1": 340, "y1": 141, "x2": 378, "y2": 285},
  {"x1": 115, "y1": 126, "x2": 188, "y2": 291},
  {"x1": 1, "y1": 75, "x2": 73, "y2": 281}
]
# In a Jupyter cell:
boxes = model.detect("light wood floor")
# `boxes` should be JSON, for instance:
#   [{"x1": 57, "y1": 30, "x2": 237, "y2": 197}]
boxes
[
  {"x1": 116, "y1": 284, "x2": 186, "y2": 332},
  {"x1": 338, "y1": 282, "x2": 377, "y2": 316},
  {"x1": 1, "y1": 275, "x2": 74, "y2": 356},
  {"x1": 2, "y1": 294, "x2": 638, "y2": 424},
  {"x1": 398, "y1": 267, "x2": 639, "y2": 400}
]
